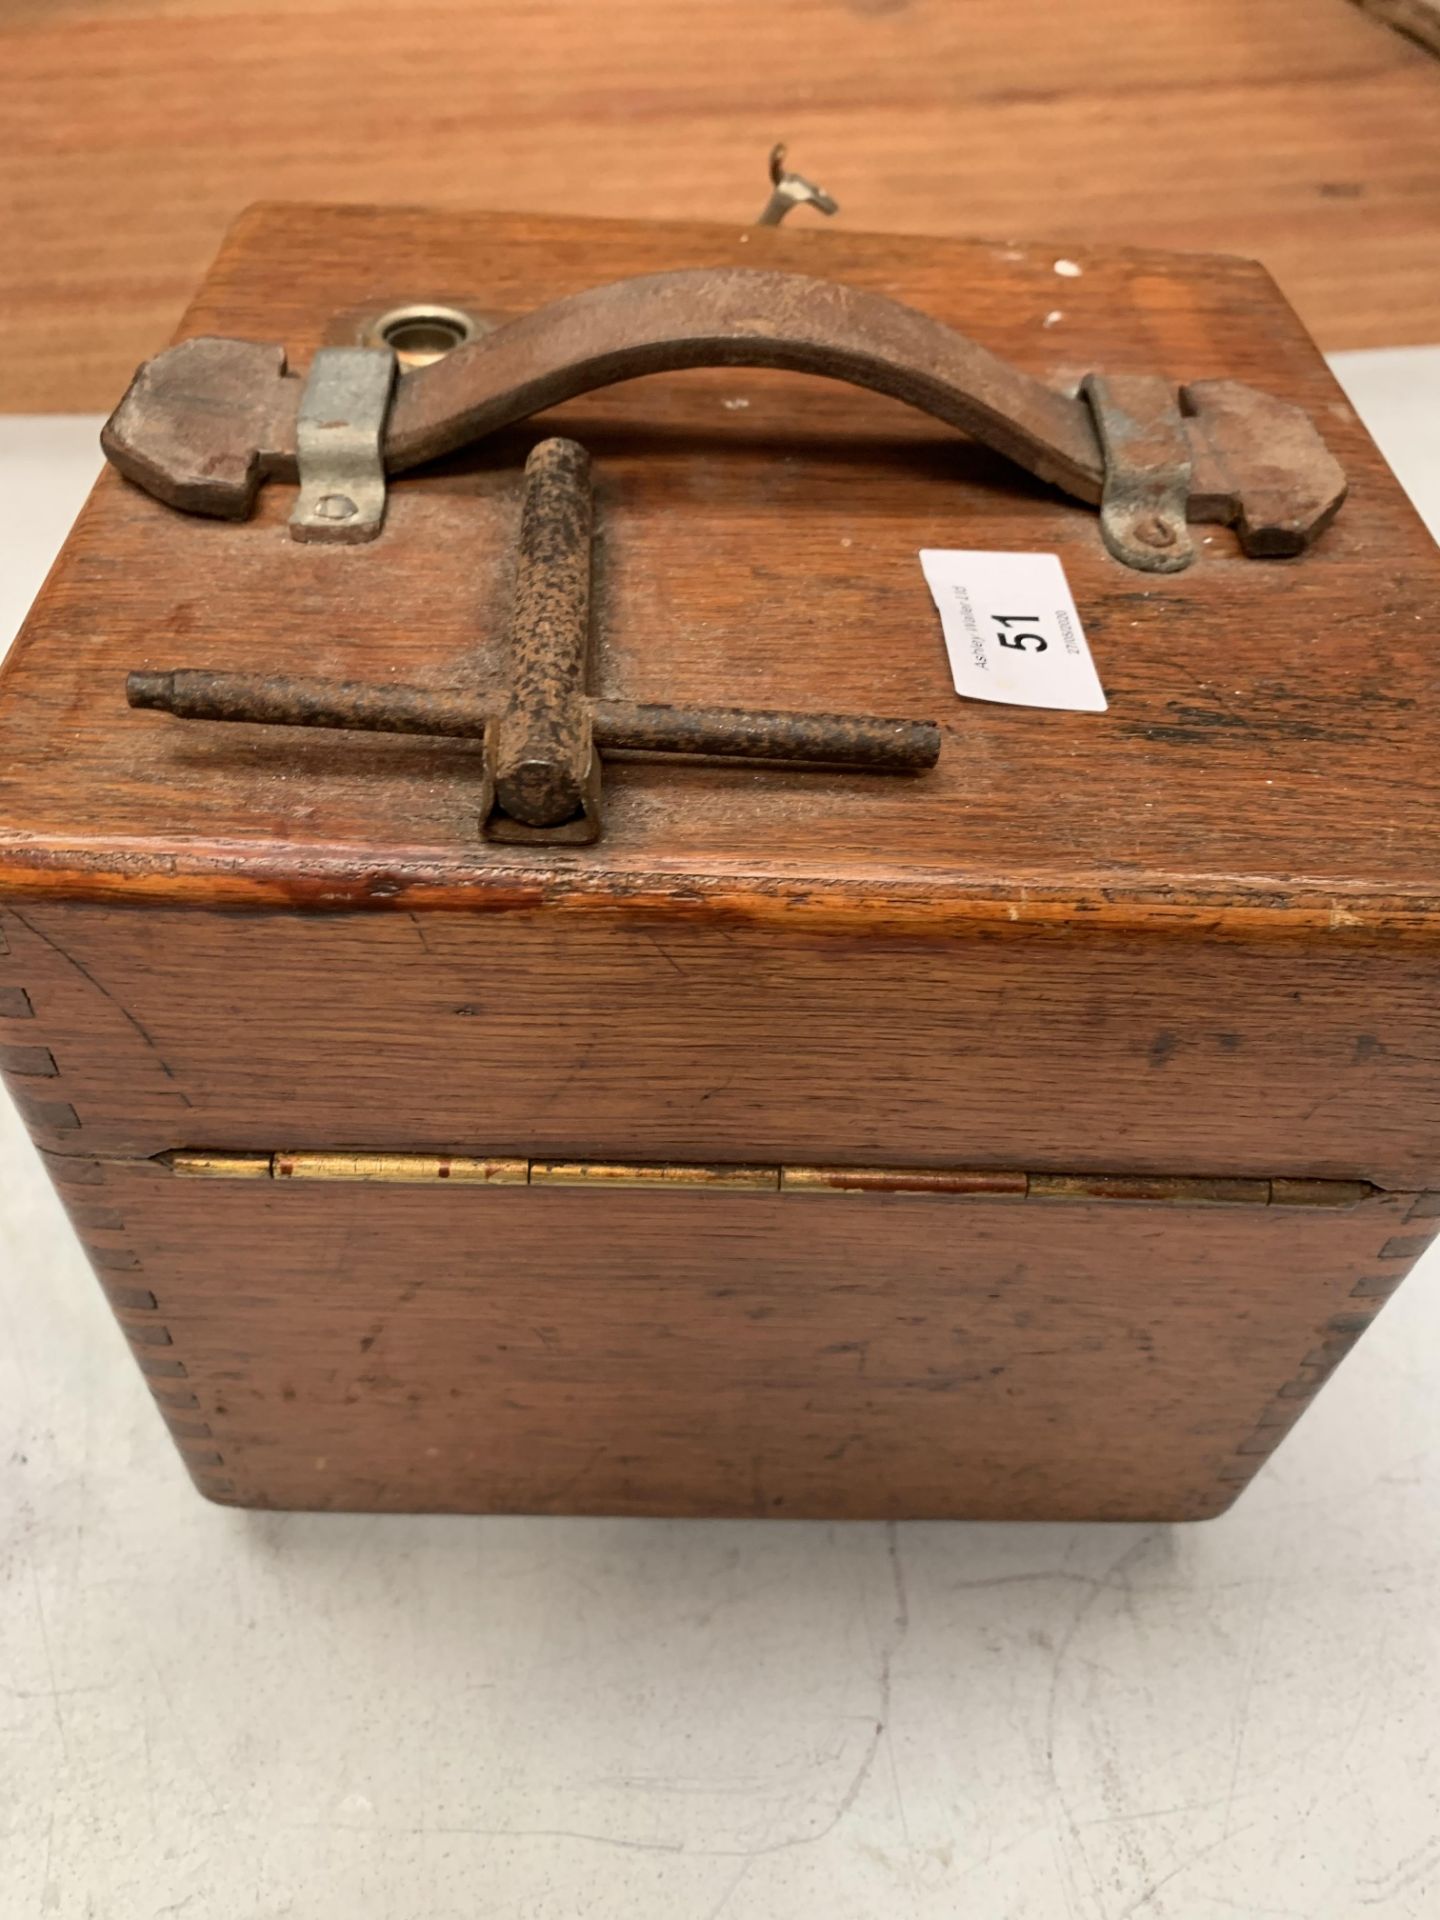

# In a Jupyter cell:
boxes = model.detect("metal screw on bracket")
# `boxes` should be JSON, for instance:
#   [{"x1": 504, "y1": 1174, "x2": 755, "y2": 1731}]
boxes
[
  {"x1": 1135, "y1": 517, "x2": 1178, "y2": 551},
  {"x1": 756, "y1": 144, "x2": 839, "y2": 227}
]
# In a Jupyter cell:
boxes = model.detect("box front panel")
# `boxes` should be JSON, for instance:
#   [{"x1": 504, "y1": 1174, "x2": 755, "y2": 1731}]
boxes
[
  {"x1": 5, "y1": 902, "x2": 1440, "y2": 1188},
  {"x1": 44, "y1": 1149, "x2": 1435, "y2": 1521}
]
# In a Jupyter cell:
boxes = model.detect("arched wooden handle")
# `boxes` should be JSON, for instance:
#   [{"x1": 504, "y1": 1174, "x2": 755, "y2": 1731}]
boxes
[
  {"x1": 383, "y1": 269, "x2": 1103, "y2": 500},
  {"x1": 100, "y1": 267, "x2": 1345, "y2": 569}
]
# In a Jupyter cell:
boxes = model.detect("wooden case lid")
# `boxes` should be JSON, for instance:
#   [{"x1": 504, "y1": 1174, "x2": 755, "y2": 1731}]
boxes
[{"x1": 1, "y1": 204, "x2": 1437, "y2": 938}]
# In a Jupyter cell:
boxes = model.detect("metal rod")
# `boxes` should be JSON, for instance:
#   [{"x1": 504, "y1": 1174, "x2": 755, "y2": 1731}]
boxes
[
  {"x1": 127, "y1": 672, "x2": 940, "y2": 773},
  {"x1": 598, "y1": 700, "x2": 939, "y2": 770},
  {"x1": 127, "y1": 670, "x2": 479, "y2": 738},
  {"x1": 491, "y1": 436, "x2": 595, "y2": 827}
]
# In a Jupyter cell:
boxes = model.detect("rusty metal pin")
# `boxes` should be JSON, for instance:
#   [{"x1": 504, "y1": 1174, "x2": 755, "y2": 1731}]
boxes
[
  {"x1": 126, "y1": 671, "x2": 941, "y2": 772},
  {"x1": 491, "y1": 437, "x2": 596, "y2": 828},
  {"x1": 594, "y1": 699, "x2": 938, "y2": 770}
]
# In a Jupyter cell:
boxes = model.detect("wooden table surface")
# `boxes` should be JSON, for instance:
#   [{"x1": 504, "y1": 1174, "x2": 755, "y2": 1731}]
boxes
[{"x1": 2, "y1": 0, "x2": 1437, "y2": 411}]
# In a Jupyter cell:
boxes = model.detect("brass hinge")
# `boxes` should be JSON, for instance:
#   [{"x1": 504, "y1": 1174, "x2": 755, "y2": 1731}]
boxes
[{"x1": 161, "y1": 1151, "x2": 1377, "y2": 1209}]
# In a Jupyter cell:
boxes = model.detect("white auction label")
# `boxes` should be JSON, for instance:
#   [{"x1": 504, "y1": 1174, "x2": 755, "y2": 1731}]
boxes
[{"x1": 919, "y1": 549, "x2": 1107, "y2": 712}]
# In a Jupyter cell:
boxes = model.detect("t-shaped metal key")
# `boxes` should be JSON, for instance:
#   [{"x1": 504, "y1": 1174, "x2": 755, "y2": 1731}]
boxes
[{"x1": 127, "y1": 437, "x2": 942, "y2": 845}]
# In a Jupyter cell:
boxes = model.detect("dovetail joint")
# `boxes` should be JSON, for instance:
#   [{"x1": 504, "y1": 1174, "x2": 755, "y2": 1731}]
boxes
[
  {"x1": 43, "y1": 1148, "x2": 235, "y2": 1501},
  {"x1": 1223, "y1": 1207, "x2": 1440, "y2": 1493}
]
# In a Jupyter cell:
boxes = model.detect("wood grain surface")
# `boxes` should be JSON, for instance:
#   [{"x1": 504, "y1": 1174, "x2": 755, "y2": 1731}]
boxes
[
  {"x1": 3, "y1": 209, "x2": 1439, "y2": 929},
  {"x1": 2, "y1": 0, "x2": 1438, "y2": 412},
  {"x1": 35, "y1": 1148, "x2": 1435, "y2": 1519},
  {"x1": 6, "y1": 899, "x2": 1440, "y2": 1190}
]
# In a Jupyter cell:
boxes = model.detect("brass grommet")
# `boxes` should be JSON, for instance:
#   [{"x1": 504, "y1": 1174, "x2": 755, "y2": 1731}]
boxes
[{"x1": 365, "y1": 303, "x2": 483, "y2": 369}]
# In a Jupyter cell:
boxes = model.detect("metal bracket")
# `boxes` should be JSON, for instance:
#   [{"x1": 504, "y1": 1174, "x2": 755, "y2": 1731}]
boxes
[
  {"x1": 1082, "y1": 372, "x2": 1194, "y2": 574},
  {"x1": 289, "y1": 347, "x2": 397, "y2": 545}
]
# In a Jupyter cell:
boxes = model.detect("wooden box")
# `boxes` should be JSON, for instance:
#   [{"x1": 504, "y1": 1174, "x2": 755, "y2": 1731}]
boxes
[{"x1": 2, "y1": 203, "x2": 1438, "y2": 1521}]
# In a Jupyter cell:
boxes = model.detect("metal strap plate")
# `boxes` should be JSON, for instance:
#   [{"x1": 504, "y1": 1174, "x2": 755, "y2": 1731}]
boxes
[
  {"x1": 289, "y1": 347, "x2": 396, "y2": 545},
  {"x1": 1082, "y1": 371, "x2": 1194, "y2": 574}
]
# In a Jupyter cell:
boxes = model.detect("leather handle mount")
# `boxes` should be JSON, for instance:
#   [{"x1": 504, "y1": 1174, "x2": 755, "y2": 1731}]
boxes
[{"x1": 100, "y1": 267, "x2": 1346, "y2": 576}]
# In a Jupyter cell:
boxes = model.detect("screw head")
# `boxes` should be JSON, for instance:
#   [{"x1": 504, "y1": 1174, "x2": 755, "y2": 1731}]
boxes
[
  {"x1": 315, "y1": 492, "x2": 358, "y2": 521},
  {"x1": 1135, "y1": 514, "x2": 1178, "y2": 549}
]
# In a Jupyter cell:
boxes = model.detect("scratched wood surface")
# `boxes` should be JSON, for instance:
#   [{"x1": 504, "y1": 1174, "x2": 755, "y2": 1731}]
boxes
[
  {"x1": 2, "y1": 0, "x2": 1439, "y2": 413},
  {"x1": 39, "y1": 1148, "x2": 1439, "y2": 1518},
  {"x1": 2, "y1": 210, "x2": 1438, "y2": 920},
  {"x1": 6, "y1": 899, "x2": 1440, "y2": 1191}
]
